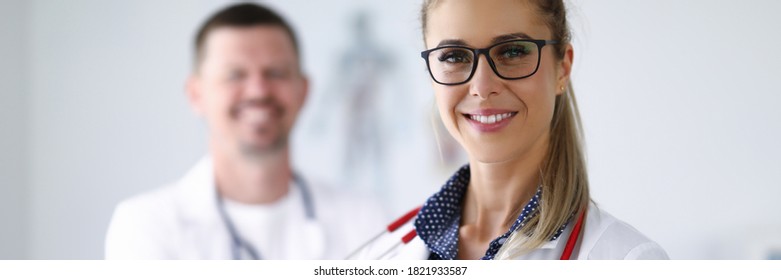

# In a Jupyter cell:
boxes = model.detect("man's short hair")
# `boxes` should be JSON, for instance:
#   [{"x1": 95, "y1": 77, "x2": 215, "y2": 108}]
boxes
[{"x1": 193, "y1": 3, "x2": 300, "y2": 69}]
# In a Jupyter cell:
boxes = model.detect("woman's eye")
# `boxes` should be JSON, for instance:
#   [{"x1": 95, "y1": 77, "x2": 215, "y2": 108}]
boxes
[
  {"x1": 501, "y1": 45, "x2": 530, "y2": 58},
  {"x1": 438, "y1": 50, "x2": 471, "y2": 64}
]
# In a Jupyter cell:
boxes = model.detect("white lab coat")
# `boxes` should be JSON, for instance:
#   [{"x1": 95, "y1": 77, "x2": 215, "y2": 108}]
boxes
[
  {"x1": 358, "y1": 202, "x2": 669, "y2": 260},
  {"x1": 105, "y1": 157, "x2": 385, "y2": 259}
]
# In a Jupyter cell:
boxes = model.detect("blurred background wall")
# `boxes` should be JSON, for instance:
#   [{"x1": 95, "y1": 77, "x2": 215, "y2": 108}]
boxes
[
  {"x1": 0, "y1": 0, "x2": 779, "y2": 259},
  {"x1": 0, "y1": 0, "x2": 29, "y2": 260}
]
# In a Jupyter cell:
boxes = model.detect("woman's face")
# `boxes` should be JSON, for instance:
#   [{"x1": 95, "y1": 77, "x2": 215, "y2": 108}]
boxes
[{"x1": 425, "y1": 0, "x2": 572, "y2": 164}]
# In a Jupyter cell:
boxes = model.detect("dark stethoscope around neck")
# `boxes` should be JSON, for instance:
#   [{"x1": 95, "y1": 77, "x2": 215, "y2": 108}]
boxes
[{"x1": 215, "y1": 173, "x2": 315, "y2": 260}]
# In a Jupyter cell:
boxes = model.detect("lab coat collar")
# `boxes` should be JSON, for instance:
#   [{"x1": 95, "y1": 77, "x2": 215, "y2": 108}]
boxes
[{"x1": 175, "y1": 157, "x2": 221, "y2": 225}]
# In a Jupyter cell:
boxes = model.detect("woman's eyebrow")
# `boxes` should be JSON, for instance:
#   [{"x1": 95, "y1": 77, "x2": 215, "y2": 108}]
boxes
[
  {"x1": 435, "y1": 33, "x2": 534, "y2": 48},
  {"x1": 491, "y1": 33, "x2": 532, "y2": 44},
  {"x1": 436, "y1": 39, "x2": 468, "y2": 47}
]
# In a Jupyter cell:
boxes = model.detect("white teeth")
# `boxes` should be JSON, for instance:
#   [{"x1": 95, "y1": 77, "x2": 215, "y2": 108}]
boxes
[{"x1": 469, "y1": 113, "x2": 514, "y2": 124}]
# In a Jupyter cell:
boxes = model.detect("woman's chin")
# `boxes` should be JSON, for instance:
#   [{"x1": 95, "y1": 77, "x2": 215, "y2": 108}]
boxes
[{"x1": 467, "y1": 150, "x2": 517, "y2": 165}]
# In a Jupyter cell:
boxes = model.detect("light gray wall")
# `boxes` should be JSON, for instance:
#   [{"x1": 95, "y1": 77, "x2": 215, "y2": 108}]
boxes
[
  {"x1": 0, "y1": 0, "x2": 28, "y2": 259},
  {"x1": 571, "y1": 0, "x2": 781, "y2": 259},
  {"x1": 26, "y1": 0, "x2": 216, "y2": 259}
]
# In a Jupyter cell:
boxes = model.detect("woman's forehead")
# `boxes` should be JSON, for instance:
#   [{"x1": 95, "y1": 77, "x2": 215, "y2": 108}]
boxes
[{"x1": 424, "y1": 0, "x2": 550, "y2": 48}]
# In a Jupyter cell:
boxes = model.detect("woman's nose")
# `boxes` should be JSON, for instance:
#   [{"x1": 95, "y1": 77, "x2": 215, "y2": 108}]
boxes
[{"x1": 469, "y1": 55, "x2": 501, "y2": 99}]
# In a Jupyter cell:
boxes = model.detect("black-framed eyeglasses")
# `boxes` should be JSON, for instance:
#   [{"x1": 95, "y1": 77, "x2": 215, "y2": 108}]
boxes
[{"x1": 420, "y1": 39, "x2": 558, "y2": 86}]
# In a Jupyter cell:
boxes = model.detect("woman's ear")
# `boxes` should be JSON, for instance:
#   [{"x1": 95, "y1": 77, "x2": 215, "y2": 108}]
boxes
[{"x1": 556, "y1": 44, "x2": 574, "y2": 95}]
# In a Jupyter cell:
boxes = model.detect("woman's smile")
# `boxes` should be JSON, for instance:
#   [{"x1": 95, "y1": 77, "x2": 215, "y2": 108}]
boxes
[{"x1": 461, "y1": 109, "x2": 518, "y2": 133}]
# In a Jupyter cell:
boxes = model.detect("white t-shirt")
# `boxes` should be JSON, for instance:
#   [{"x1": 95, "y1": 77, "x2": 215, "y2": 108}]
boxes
[{"x1": 221, "y1": 183, "x2": 298, "y2": 260}]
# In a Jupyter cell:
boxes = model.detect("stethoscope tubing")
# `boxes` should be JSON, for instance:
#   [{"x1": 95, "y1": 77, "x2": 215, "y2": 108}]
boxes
[{"x1": 216, "y1": 173, "x2": 315, "y2": 260}]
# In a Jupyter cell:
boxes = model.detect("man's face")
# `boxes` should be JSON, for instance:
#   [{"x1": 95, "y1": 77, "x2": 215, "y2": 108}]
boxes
[{"x1": 189, "y1": 25, "x2": 307, "y2": 159}]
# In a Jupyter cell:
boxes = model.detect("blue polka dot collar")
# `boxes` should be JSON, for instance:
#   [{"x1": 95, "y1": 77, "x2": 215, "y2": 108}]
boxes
[{"x1": 414, "y1": 164, "x2": 567, "y2": 260}]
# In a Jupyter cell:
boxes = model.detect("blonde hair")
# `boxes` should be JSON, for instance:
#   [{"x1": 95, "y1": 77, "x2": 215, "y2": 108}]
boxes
[{"x1": 421, "y1": 0, "x2": 590, "y2": 258}]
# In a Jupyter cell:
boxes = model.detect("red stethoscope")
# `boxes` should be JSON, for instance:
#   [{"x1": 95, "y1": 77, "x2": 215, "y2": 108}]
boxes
[{"x1": 347, "y1": 207, "x2": 586, "y2": 260}]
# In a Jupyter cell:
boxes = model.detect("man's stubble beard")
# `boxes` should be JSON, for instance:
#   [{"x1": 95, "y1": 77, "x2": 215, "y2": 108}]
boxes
[{"x1": 237, "y1": 127, "x2": 289, "y2": 162}]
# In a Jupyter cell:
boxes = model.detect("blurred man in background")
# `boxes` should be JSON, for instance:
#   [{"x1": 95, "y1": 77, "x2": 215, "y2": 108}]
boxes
[{"x1": 105, "y1": 3, "x2": 384, "y2": 259}]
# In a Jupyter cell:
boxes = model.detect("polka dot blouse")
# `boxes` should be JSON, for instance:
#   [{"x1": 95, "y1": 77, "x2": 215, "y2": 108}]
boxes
[{"x1": 414, "y1": 164, "x2": 568, "y2": 260}]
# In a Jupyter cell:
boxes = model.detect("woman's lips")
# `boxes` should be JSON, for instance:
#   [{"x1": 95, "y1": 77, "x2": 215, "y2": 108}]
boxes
[{"x1": 462, "y1": 110, "x2": 518, "y2": 133}]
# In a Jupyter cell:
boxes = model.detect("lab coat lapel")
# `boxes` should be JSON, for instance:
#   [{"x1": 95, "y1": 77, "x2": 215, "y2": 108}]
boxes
[{"x1": 174, "y1": 157, "x2": 232, "y2": 259}]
